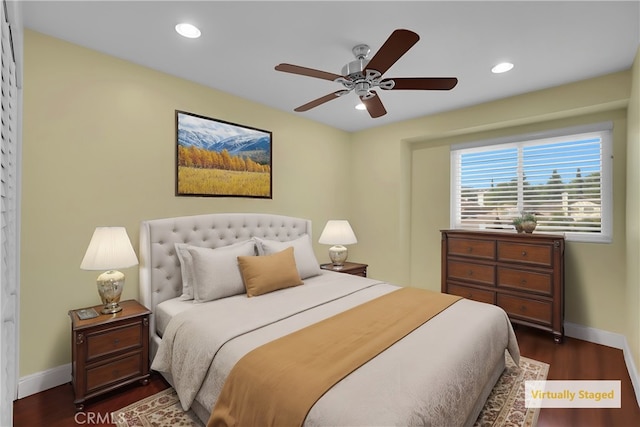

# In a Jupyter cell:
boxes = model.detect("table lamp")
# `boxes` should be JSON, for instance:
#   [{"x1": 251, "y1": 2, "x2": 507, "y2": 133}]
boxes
[
  {"x1": 318, "y1": 220, "x2": 357, "y2": 268},
  {"x1": 80, "y1": 227, "x2": 138, "y2": 314}
]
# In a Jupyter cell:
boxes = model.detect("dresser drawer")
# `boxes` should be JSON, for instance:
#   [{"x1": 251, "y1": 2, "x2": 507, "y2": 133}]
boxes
[
  {"x1": 447, "y1": 260, "x2": 495, "y2": 286},
  {"x1": 448, "y1": 238, "x2": 495, "y2": 260},
  {"x1": 86, "y1": 352, "x2": 143, "y2": 393},
  {"x1": 497, "y1": 294, "x2": 552, "y2": 325},
  {"x1": 87, "y1": 323, "x2": 142, "y2": 361},
  {"x1": 497, "y1": 242, "x2": 553, "y2": 267},
  {"x1": 447, "y1": 283, "x2": 495, "y2": 304},
  {"x1": 497, "y1": 267, "x2": 552, "y2": 295}
]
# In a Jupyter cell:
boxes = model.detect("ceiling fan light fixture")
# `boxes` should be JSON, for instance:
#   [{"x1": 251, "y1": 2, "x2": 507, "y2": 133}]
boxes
[
  {"x1": 175, "y1": 23, "x2": 201, "y2": 39},
  {"x1": 491, "y1": 62, "x2": 514, "y2": 74},
  {"x1": 354, "y1": 81, "x2": 371, "y2": 97}
]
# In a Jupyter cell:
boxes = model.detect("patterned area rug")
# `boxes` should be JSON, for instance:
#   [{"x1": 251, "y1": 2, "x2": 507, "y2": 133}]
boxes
[
  {"x1": 474, "y1": 353, "x2": 549, "y2": 427},
  {"x1": 113, "y1": 353, "x2": 548, "y2": 427}
]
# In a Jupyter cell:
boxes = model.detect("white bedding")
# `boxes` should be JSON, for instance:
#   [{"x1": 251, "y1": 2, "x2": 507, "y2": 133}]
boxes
[
  {"x1": 151, "y1": 271, "x2": 519, "y2": 427},
  {"x1": 155, "y1": 298, "x2": 195, "y2": 337}
]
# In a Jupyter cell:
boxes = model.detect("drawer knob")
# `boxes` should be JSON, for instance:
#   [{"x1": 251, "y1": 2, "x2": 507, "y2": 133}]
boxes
[
  {"x1": 468, "y1": 270, "x2": 473, "y2": 276},
  {"x1": 520, "y1": 279, "x2": 527, "y2": 285},
  {"x1": 113, "y1": 338, "x2": 120, "y2": 346},
  {"x1": 467, "y1": 247, "x2": 473, "y2": 253},
  {"x1": 520, "y1": 305, "x2": 527, "y2": 312},
  {"x1": 521, "y1": 251, "x2": 527, "y2": 256}
]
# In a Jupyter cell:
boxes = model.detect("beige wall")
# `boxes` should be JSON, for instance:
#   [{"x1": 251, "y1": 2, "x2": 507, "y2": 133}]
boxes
[
  {"x1": 21, "y1": 29, "x2": 640, "y2": 379},
  {"x1": 350, "y1": 71, "x2": 633, "y2": 336},
  {"x1": 21, "y1": 31, "x2": 351, "y2": 376},
  {"x1": 626, "y1": 45, "x2": 640, "y2": 375},
  {"x1": 409, "y1": 110, "x2": 628, "y2": 332}
]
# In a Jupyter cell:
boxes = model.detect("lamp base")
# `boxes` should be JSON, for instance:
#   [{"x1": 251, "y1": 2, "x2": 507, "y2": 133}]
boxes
[
  {"x1": 328, "y1": 245, "x2": 348, "y2": 267},
  {"x1": 97, "y1": 270, "x2": 125, "y2": 314},
  {"x1": 100, "y1": 302, "x2": 123, "y2": 314}
]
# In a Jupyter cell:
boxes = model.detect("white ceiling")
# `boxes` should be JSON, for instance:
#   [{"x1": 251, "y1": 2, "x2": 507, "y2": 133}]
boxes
[{"x1": 21, "y1": 1, "x2": 640, "y2": 132}]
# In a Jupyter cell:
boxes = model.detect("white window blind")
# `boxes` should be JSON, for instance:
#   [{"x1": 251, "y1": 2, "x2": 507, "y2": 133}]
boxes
[{"x1": 451, "y1": 123, "x2": 613, "y2": 243}]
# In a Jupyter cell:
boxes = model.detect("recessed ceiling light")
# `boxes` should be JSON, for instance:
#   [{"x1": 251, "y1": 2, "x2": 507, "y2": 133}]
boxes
[
  {"x1": 491, "y1": 62, "x2": 514, "y2": 74},
  {"x1": 175, "y1": 23, "x2": 201, "y2": 39},
  {"x1": 355, "y1": 103, "x2": 366, "y2": 110}
]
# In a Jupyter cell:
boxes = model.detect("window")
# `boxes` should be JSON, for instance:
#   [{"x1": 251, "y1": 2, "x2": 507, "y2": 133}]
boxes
[{"x1": 451, "y1": 122, "x2": 613, "y2": 243}]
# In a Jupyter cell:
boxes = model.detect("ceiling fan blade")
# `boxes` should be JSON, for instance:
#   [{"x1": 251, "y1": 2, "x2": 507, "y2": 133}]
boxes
[
  {"x1": 364, "y1": 29, "x2": 420, "y2": 76},
  {"x1": 275, "y1": 63, "x2": 343, "y2": 82},
  {"x1": 361, "y1": 91, "x2": 387, "y2": 118},
  {"x1": 294, "y1": 91, "x2": 345, "y2": 112},
  {"x1": 386, "y1": 77, "x2": 458, "y2": 90}
]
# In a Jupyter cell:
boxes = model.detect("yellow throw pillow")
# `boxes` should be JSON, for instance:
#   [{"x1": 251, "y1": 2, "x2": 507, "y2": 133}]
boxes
[{"x1": 238, "y1": 247, "x2": 303, "y2": 297}]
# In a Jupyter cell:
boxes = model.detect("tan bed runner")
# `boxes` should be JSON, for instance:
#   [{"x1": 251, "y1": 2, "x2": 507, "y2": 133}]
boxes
[{"x1": 207, "y1": 287, "x2": 461, "y2": 427}]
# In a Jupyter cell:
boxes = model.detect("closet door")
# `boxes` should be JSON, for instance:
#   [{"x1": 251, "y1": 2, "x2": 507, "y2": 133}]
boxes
[{"x1": 0, "y1": 1, "x2": 20, "y2": 425}]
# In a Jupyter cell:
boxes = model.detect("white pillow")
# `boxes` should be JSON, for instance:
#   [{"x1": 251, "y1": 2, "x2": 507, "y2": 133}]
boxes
[
  {"x1": 253, "y1": 234, "x2": 322, "y2": 279},
  {"x1": 175, "y1": 243, "x2": 195, "y2": 300},
  {"x1": 186, "y1": 240, "x2": 257, "y2": 303}
]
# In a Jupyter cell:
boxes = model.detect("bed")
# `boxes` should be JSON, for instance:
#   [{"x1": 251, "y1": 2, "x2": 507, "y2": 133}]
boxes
[{"x1": 139, "y1": 212, "x2": 519, "y2": 426}]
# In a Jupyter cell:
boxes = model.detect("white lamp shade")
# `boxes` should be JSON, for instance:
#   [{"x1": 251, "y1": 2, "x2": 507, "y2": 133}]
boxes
[
  {"x1": 318, "y1": 220, "x2": 357, "y2": 245},
  {"x1": 80, "y1": 227, "x2": 138, "y2": 271}
]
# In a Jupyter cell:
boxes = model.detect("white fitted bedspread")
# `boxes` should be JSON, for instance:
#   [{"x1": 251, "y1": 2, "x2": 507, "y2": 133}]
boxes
[{"x1": 152, "y1": 272, "x2": 519, "y2": 426}]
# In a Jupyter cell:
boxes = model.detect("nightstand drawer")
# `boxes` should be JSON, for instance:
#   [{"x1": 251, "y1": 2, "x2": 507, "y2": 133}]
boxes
[
  {"x1": 447, "y1": 260, "x2": 495, "y2": 286},
  {"x1": 86, "y1": 352, "x2": 142, "y2": 393},
  {"x1": 87, "y1": 323, "x2": 142, "y2": 361},
  {"x1": 70, "y1": 300, "x2": 151, "y2": 410},
  {"x1": 497, "y1": 294, "x2": 552, "y2": 325},
  {"x1": 497, "y1": 267, "x2": 552, "y2": 295},
  {"x1": 447, "y1": 283, "x2": 495, "y2": 304},
  {"x1": 497, "y1": 242, "x2": 553, "y2": 267},
  {"x1": 447, "y1": 238, "x2": 495, "y2": 260}
]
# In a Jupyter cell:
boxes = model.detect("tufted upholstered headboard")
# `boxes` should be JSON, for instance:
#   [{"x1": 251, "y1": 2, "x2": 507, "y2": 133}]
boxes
[{"x1": 139, "y1": 212, "x2": 312, "y2": 353}]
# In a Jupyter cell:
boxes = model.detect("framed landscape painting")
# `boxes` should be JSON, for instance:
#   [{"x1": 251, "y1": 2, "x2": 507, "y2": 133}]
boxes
[{"x1": 176, "y1": 110, "x2": 272, "y2": 198}]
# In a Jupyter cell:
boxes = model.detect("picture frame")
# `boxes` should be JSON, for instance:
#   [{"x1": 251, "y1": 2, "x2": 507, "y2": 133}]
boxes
[{"x1": 176, "y1": 110, "x2": 272, "y2": 198}]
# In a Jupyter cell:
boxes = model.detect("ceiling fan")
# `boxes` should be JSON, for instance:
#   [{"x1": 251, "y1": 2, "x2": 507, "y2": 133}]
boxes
[{"x1": 275, "y1": 29, "x2": 458, "y2": 118}]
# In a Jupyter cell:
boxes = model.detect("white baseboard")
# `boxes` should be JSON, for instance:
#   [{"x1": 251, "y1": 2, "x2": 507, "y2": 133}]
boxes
[
  {"x1": 15, "y1": 324, "x2": 640, "y2": 407},
  {"x1": 565, "y1": 322, "x2": 640, "y2": 407},
  {"x1": 17, "y1": 363, "x2": 70, "y2": 399}
]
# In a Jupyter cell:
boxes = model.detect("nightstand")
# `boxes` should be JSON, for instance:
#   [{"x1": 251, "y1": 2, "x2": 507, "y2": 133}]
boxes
[
  {"x1": 320, "y1": 261, "x2": 368, "y2": 277},
  {"x1": 69, "y1": 299, "x2": 151, "y2": 411}
]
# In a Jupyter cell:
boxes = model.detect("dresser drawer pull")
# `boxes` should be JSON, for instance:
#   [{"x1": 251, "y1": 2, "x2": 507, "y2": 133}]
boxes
[
  {"x1": 520, "y1": 305, "x2": 527, "y2": 312},
  {"x1": 468, "y1": 270, "x2": 473, "y2": 276},
  {"x1": 113, "y1": 338, "x2": 120, "y2": 346},
  {"x1": 520, "y1": 279, "x2": 527, "y2": 285},
  {"x1": 467, "y1": 246, "x2": 473, "y2": 253},
  {"x1": 521, "y1": 251, "x2": 527, "y2": 256}
]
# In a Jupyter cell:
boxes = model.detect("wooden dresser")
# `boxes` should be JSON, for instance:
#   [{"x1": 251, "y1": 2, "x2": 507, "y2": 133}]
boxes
[{"x1": 441, "y1": 230, "x2": 565, "y2": 342}]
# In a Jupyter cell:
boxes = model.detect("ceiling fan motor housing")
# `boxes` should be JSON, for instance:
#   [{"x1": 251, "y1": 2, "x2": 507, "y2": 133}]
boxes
[
  {"x1": 340, "y1": 44, "x2": 389, "y2": 97},
  {"x1": 342, "y1": 58, "x2": 369, "y2": 80}
]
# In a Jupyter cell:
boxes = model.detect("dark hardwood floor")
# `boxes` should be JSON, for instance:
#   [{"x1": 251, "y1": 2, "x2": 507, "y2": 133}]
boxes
[
  {"x1": 12, "y1": 326, "x2": 640, "y2": 427},
  {"x1": 516, "y1": 326, "x2": 640, "y2": 427}
]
